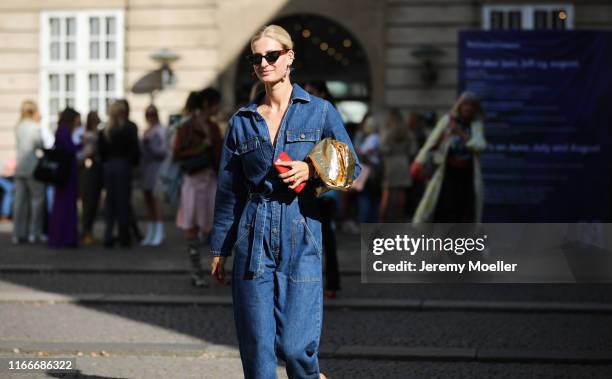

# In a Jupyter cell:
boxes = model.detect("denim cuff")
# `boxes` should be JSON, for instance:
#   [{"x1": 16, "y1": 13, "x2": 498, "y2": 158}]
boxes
[{"x1": 211, "y1": 249, "x2": 232, "y2": 257}]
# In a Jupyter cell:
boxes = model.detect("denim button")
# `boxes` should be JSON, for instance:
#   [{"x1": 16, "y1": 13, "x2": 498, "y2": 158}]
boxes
[
  {"x1": 300, "y1": 133, "x2": 305, "y2": 139},
  {"x1": 272, "y1": 228, "x2": 278, "y2": 234}
]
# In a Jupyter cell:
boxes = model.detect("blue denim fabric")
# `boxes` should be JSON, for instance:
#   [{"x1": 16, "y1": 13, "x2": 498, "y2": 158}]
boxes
[
  {"x1": 210, "y1": 84, "x2": 360, "y2": 378},
  {"x1": 0, "y1": 177, "x2": 14, "y2": 217}
]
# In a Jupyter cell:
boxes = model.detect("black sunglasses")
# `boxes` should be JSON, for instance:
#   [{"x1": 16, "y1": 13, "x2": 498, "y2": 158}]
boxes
[{"x1": 246, "y1": 50, "x2": 288, "y2": 65}]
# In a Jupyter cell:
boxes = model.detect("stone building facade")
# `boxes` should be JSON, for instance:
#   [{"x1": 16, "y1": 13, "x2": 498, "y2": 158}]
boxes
[{"x1": 0, "y1": 0, "x2": 610, "y2": 162}]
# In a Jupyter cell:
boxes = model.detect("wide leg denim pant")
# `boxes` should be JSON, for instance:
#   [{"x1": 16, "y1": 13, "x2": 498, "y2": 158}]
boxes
[{"x1": 232, "y1": 194, "x2": 323, "y2": 379}]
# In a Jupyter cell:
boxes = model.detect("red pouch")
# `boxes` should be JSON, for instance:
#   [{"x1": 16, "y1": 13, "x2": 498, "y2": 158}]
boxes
[{"x1": 274, "y1": 151, "x2": 306, "y2": 193}]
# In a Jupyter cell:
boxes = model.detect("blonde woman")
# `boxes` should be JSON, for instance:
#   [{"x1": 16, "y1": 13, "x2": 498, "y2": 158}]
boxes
[
  {"x1": 173, "y1": 89, "x2": 222, "y2": 287},
  {"x1": 209, "y1": 25, "x2": 359, "y2": 379},
  {"x1": 411, "y1": 92, "x2": 487, "y2": 223},
  {"x1": 379, "y1": 109, "x2": 417, "y2": 222},
  {"x1": 140, "y1": 105, "x2": 167, "y2": 246},
  {"x1": 13, "y1": 100, "x2": 45, "y2": 244}
]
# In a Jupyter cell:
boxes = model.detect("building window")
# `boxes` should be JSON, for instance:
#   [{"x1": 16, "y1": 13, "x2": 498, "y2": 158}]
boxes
[
  {"x1": 48, "y1": 17, "x2": 77, "y2": 61},
  {"x1": 89, "y1": 16, "x2": 118, "y2": 61},
  {"x1": 48, "y1": 73, "x2": 76, "y2": 117},
  {"x1": 40, "y1": 10, "x2": 124, "y2": 129},
  {"x1": 88, "y1": 73, "x2": 116, "y2": 112},
  {"x1": 483, "y1": 5, "x2": 574, "y2": 31}
]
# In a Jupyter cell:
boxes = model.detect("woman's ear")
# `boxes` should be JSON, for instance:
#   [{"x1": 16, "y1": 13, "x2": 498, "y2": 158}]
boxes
[{"x1": 287, "y1": 50, "x2": 295, "y2": 64}]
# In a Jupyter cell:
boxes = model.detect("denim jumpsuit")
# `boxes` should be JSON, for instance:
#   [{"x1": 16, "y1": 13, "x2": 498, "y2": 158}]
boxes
[{"x1": 210, "y1": 84, "x2": 360, "y2": 379}]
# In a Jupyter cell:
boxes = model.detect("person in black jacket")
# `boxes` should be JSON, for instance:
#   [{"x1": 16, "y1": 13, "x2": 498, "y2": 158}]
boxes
[{"x1": 98, "y1": 100, "x2": 140, "y2": 248}]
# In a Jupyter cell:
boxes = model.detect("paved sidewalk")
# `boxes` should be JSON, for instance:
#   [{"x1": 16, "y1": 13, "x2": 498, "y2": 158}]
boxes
[
  {"x1": 0, "y1": 221, "x2": 362, "y2": 271},
  {"x1": 2, "y1": 220, "x2": 612, "y2": 378}
]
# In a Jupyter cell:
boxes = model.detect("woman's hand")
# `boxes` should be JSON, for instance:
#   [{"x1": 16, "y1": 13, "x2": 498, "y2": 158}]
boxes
[
  {"x1": 275, "y1": 160, "x2": 313, "y2": 190},
  {"x1": 211, "y1": 256, "x2": 228, "y2": 284}
]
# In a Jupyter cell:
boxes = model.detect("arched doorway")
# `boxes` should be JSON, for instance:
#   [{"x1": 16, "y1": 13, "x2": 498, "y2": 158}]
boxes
[{"x1": 234, "y1": 14, "x2": 371, "y2": 124}]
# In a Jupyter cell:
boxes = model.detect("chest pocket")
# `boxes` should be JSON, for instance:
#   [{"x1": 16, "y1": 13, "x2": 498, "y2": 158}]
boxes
[
  {"x1": 236, "y1": 136, "x2": 271, "y2": 183},
  {"x1": 285, "y1": 129, "x2": 320, "y2": 160}
]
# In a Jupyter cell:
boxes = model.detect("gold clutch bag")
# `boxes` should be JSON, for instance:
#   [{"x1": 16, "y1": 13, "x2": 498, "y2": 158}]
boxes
[{"x1": 307, "y1": 138, "x2": 356, "y2": 196}]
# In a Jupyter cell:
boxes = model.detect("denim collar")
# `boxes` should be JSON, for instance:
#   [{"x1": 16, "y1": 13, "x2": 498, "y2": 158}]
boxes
[{"x1": 237, "y1": 83, "x2": 311, "y2": 114}]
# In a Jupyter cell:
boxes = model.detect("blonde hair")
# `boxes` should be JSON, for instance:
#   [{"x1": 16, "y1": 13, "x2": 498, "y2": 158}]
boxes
[
  {"x1": 20, "y1": 100, "x2": 38, "y2": 121},
  {"x1": 381, "y1": 109, "x2": 406, "y2": 143},
  {"x1": 451, "y1": 91, "x2": 485, "y2": 120},
  {"x1": 105, "y1": 100, "x2": 128, "y2": 138},
  {"x1": 361, "y1": 113, "x2": 381, "y2": 135},
  {"x1": 250, "y1": 25, "x2": 294, "y2": 50}
]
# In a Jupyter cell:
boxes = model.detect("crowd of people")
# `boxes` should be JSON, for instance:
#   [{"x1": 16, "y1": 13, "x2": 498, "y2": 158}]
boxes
[
  {"x1": 2, "y1": 85, "x2": 485, "y2": 291},
  {"x1": 297, "y1": 88, "x2": 486, "y2": 238},
  {"x1": 2, "y1": 89, "x2": 229, "y2": 286},
  {"x1": 292, "y1": 85, "x2": 486, "y2": 297}
]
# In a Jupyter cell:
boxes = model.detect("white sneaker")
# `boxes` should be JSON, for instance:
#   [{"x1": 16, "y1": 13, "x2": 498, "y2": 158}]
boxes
[
  {"x1": 141, "y1": 222, "x2": 154, "y2": 246},
  {"x1": 149, "y1": 222, "x2": 164, "y2": 247}
]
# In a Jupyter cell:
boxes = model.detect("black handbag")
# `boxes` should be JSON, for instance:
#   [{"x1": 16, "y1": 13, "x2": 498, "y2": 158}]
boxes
[
  {"x1": 177, "y1": 120, "x2": 211, "y2": 175},
  {"x1": 33, "y1": 148, "x2": 72, "y2": 185},
  {"x1": 179, "y1": 154, "x2": 210, "y2": 175}
]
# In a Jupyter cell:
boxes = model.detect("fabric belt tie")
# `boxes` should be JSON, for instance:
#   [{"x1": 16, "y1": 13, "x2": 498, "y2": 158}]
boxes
[{"x1": 246, "y1": 191, "x2": 296, "y2": 275}]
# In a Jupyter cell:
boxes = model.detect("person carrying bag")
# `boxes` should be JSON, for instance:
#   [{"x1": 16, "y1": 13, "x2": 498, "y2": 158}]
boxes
[
  {"x1": 33, "y1": 147, "x2": 73, "y2": 186},
  {"x1": 173, "y1": 88, "x2": 223, "y2": 288},
  {"x1": 174, "y1": 116, "x2": 215, "y2": 175}
]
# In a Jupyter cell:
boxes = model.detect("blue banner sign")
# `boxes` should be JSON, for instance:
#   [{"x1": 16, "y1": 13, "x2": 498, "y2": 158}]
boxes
[{"x1": 458, "y1": 31, "x2": 612, "y2": 222}]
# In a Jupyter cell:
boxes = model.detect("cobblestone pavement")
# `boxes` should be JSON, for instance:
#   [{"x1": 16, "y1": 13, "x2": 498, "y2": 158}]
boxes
[
  {"x1": 1, "y1": 303, "x2": 612, "y2": 351},
  {"x1": 3, "y1": 272, "x2": 612, "y2": 303},
  {"x1": 1, "y1": 222, "x2": 612, "y2": 378}
]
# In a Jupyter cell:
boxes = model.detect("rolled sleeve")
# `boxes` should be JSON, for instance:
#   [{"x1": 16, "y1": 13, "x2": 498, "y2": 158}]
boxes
[
  {"x1": 209, "y1": 119, "x2": 248, "y2": 257},
  {"x1": 321, "y1": 100, "x2": 361, "y2": 180}
]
